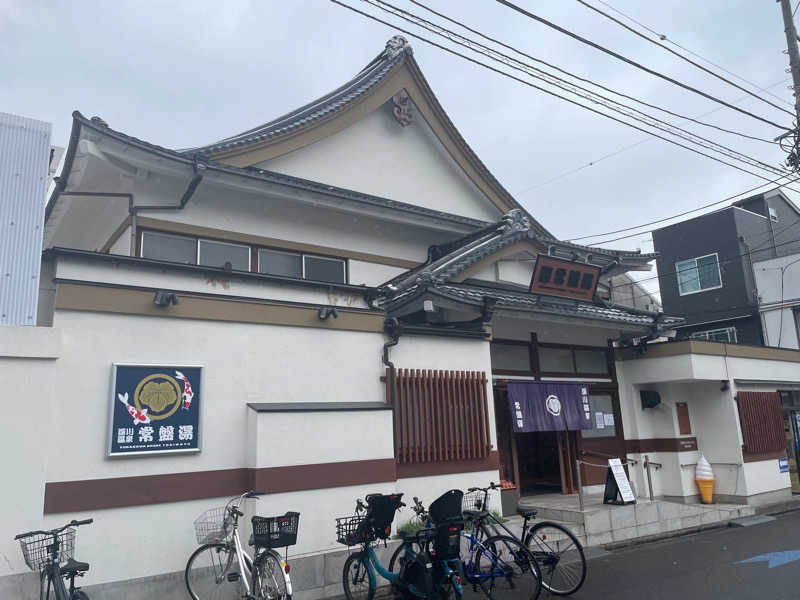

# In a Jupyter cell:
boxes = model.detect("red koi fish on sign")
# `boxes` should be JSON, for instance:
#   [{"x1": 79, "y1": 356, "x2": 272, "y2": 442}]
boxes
[
  {"x1": 117, "y1": 392, "x2": 150, "y2": 425},
  {"x1": 175, "y1": 371, "x2": 194, "y2": 410}
]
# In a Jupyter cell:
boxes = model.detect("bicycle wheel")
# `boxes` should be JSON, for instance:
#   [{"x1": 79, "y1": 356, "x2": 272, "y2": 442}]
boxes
[
  {"x1": 474, "y1": 535, "x2": 542, "y2": 600},
  {"x1": 185, "y1": 542, "x2": 247, "y2": 600},
  {"x1": 526, "y1": 522, "x2": 586, "y2": 595},
  {"x1": 342, "y1": 553, "x2": 374, "y2": 600},
  {"x1": 252, "y1": 549, "x2": 289, "y2": 600}
]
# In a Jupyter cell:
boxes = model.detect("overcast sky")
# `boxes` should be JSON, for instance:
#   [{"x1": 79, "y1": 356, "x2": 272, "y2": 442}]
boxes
[{"x1": 3, "y1": 0, "x2": 798, "y2": 298}]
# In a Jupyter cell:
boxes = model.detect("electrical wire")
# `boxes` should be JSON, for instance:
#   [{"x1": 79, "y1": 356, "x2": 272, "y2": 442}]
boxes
[
  {"x1": 575, "y1": 0, "x2": 795, "y2": 117},
  {"x1": 777, "y1": 255, "x2": 800, "y2": 345},
  {"x1": 593, "y1": 0, "x2": 794, "y2": 109},
  {"x1": 358, "y1": 0, "x2": 793, "y2": 184},
  {"x1": 567, "y1": 174, "x2": 800, "y2": 243},
  {"x1": 495, "y1": 0, "x2": 793, "y2": 131},
  {"x1": 409, "y1": 0, "x2": 778, "y2": 145},
  {"x1": 517, "y1": 79, "x2": 790, "y2": 197}
]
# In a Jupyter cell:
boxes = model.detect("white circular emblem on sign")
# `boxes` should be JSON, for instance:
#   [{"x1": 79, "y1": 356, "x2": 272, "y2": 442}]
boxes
[{"x1": 545, "y1": 394, "x2": 562, "y2": 416}]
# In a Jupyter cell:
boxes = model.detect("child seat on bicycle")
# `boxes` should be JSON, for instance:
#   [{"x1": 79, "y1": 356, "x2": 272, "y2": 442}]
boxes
[
  {"x1": 427, "y1": 490, "x2": 464, "y2": 562},
  {"x1": 362, "y1": 493, "x2": 404, "y2": 541}
]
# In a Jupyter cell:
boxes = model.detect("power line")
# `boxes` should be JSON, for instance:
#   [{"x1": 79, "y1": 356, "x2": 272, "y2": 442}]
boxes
[
  {"x1": 593, "y1": 0, "x2": 794, "y2": 109},
  {"x1": 359, "y1": 0, "x2": 792, "y2": 183},
  {"x1": 410, "y1": 0, "x2": 778, "y2": 145},
  {"x1": 495, "y1": 0, "x2": 793, "y2": 131},
  {"x1": 517, "y1": 79, "x2": 790, "y2": 196},
  {"x1": 575, "y1": 0, "x2": 795, "y2": 117},
  {"x1": 567, "y1": 174, "x2": 800, "y2": 243}
]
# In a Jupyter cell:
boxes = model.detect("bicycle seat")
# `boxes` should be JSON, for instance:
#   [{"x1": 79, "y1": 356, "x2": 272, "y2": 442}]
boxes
[
  {"x1": 462, "y1": 509, "x2": 489, "y2": 520},
  {"x1": 60, "y1": 558, "x2": 89, "y2": 575},
  {"x1": 517, "y1": 507, "x2": 537, "y2": 519}
]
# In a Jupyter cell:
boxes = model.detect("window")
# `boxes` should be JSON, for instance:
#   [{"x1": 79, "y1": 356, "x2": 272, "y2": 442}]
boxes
[
  {"x1": 538, "y1": 346, "x2": 609, "y2": 375},
  {"x1": 141, "y1": 231, "x2": 197, "y2": 264},
  {"x1": 304, "y1": 255, "x2": 346, "y2": 284},
  {"x1": 690, "y1": 327, "x2": 737, "y2": 343},
  {"x1": 676, "y1": 253, "x2": 722, "y2": 295},
  {"x1": 139, "y1": 230, "x2": 348, "y2": 283},
  {"x1": 539, "y1": 347, "x2": 575, "y2": 373},
  {"x1": 198, "y1": 239, "x2": 250, "y2": 271},
  {"x1": 258, "y1": 249, "x2": 302, "y2": 278},
  {"x1": 490, "y1": 343, "x2": 531, "y2": 372},
  {"x1": 769, "y1": 206, "x2": 779, "y2": 222},
  {"x1": 581, "y1": 394, "x2": 617, "y2": 439}
]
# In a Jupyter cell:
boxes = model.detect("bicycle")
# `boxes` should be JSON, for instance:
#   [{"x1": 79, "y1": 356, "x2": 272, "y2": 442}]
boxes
[
  {"x1": 390, "y1": 491, "x2": 541, "y2": 600},
  {"x1": 464, "y1": 483, "x2": 586, "y2": 596},
  {"x1": 336, "y1": 492, "x2": 464, "y2": 600},
  {"x1": 185, "y1": 490, "x2": 299, "y2": 600},
  {"x1": 15, "y1": 517, "x2": 94, "y2": 600}
]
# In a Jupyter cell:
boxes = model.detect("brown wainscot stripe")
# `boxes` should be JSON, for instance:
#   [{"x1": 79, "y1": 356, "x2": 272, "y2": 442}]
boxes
[
  {"x1": 743, "y1": 449, "x2": 787, "y2": 463},
  {"x1": 625, "y1": 437, "x2": 698, "y2": 453},
  {"x1": 44, "y1": 458, "x2": 397, "y2": 514},
  {"x1": 396, "y1": 451, "x2": 500, "y2": 479},
  {"x1": 55, "y1": 282, "x2": 385, "y2": 333}
]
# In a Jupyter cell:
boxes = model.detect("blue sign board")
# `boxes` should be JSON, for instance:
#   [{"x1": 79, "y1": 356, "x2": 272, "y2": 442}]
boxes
[
  {"x1": 779, "y1": 457, "x2": 789, "y2": 473},
  {"x1": 108, "y1": 364, "x2": 202, "y2": 456}
]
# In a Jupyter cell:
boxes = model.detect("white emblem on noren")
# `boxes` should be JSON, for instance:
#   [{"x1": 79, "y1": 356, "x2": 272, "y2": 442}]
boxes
[{"x1": 545, "y1": 394, "x2": 562, "y2": 416}]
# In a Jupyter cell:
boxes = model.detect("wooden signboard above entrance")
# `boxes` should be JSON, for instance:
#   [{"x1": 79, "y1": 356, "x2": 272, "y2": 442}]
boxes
[{"x1": 529, "y1": 256, "x2": 600, "y2": 301}]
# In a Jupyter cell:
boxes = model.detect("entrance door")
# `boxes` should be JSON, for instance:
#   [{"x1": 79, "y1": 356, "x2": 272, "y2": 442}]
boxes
[
  {"x1": 784, "y1": 410, "x2": 800, "y2": 493},
  {"x1": 493, "y1": 384, "x2": 579, "y2": 495}
]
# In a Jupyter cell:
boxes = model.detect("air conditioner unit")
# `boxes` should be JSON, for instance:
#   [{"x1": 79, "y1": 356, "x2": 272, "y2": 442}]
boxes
[{"x1": 640, "y1": 390, "x2": 661, "y2": 409}]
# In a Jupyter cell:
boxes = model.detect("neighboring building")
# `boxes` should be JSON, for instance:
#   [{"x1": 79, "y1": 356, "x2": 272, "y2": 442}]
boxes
[
  {"x1": 652, "y1": 189, "x2": 800, "y2": 345},
  {"x1": 602, "y1": 272, "x2": 661, "y2": 313},
  {"x1": 1, "y1": 37, "x2": 796, "y2": 599},
  {"x1": 0, "y1": 112, "x2": 51, "y2": 326},
  {"x1": 753, "y1": 252, "x2": 800, "y2": 349}
]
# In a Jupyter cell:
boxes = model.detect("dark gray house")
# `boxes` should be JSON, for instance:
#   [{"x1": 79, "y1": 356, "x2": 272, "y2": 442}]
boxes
[{"x1": 653, "y1": 189, "x2": 800, "y2": 345}]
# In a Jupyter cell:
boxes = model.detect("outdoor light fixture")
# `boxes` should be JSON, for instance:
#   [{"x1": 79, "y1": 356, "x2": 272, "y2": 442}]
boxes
[
  {"x1": 720, "y1": 380, "x2": 730, "y2": 391},
  {"x1": 153, "y1": 290, "x2": 179, "y2": 307},
  {"x1": 318, "y1": 306, "x2": 338, "y2": 320}
]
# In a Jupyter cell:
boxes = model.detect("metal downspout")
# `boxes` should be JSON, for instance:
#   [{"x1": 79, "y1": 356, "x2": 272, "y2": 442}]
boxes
[{"x1": 382, "y1": 318, "x2": 400, "y2": 407}]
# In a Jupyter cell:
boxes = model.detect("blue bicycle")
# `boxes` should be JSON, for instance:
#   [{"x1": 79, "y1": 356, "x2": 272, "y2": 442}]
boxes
[
  {"x1": 390, "y1": 493, "x2": 542, "y2": 600},
  {"x1": 336, "y1": 492, "x2": 464, "y2": 600}
]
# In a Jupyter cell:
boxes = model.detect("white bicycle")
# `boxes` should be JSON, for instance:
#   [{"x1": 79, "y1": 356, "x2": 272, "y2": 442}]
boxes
[{"x1": 185, "y1": 491, "x2": 298, "y2": 600}]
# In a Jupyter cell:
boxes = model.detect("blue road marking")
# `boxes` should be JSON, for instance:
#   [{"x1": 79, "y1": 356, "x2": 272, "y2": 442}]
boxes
[{"x1": 737, "y1": 551, "x2": 800, "y2": 568}]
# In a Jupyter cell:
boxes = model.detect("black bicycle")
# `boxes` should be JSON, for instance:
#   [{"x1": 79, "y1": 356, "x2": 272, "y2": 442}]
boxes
[
  {"x1": 15, "y1": 518, "x2": 94, "y2": 600},
  {"x1": 464, "y1": 483, "x2": 586, "y2": 595}
]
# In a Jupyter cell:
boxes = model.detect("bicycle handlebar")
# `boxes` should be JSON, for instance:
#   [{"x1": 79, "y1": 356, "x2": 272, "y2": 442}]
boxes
[{"x1": 15, "y1": 518, "x2": 93, "y2": 540}]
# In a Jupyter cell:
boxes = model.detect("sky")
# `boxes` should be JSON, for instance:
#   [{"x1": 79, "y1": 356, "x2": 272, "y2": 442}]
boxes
[{"x1": 2, "y1": 0, "x2": 798, "y2": 299}]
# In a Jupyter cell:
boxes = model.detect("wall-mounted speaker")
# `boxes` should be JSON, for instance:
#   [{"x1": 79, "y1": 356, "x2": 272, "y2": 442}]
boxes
[{"x1": 640, "y1": 390, "x2": 661, "y2": 409}]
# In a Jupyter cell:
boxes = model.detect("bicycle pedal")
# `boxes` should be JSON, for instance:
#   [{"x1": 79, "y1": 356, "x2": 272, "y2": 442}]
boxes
[{"x1": 226, "y1": 572, "x2": 240, "y2": 582}]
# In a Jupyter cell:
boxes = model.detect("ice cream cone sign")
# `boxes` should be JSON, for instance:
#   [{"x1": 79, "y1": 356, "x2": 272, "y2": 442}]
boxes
[{"x1": 695, "y1": 455, "x2": 715, "y2": 504}]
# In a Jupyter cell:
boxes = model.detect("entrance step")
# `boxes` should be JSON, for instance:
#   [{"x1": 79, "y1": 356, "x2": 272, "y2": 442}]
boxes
[{"x1": 517, "y1": 495, "x2": 592, "y2": 524}]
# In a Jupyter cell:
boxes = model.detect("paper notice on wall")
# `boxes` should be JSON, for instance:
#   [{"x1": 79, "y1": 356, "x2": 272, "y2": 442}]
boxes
[
  {"x1": 604, "y1": 413, "x2": 614, "y2": 426},
  {"x1": 595, "y1": 412, "x2": 605, "y2": 429}
]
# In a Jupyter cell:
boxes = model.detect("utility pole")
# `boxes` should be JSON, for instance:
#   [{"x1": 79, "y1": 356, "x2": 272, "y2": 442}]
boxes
[{"x1": 777, "y1": 0, "x2": 800, "y2": 169}]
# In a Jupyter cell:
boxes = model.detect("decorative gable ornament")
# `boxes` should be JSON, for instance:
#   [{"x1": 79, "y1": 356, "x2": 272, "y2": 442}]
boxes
[
  {"x1": 392, "y1": 89, "x2": 414, "y2": 127},
  {"x1": 384, "y1": 35, "x2": 411, "y2": 58}
]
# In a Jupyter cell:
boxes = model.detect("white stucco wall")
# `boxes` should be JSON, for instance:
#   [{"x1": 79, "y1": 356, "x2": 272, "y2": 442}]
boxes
[
  {"x1": 0, "y1": 309, "x2": 500, "y2": 586},
  {"x1": 617, "y1": 348, "x2": 799, "y2": 501},
  {"x1": 0, "y1": 328, "x2": 61, "y2": 578},
  {"x1": 258, "y1": 102, "x2": 501, "y2": 223}
]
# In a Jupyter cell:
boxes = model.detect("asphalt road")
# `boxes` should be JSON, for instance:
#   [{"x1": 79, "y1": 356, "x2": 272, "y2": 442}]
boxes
[{"x1": 465, "y1": 509, "x2": 800, "y2": 600}]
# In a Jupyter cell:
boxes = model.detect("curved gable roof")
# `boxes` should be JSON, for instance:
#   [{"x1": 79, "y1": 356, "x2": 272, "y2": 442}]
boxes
[{"x1": 182, "y1": 36, "x2": 550, "y2": 237}]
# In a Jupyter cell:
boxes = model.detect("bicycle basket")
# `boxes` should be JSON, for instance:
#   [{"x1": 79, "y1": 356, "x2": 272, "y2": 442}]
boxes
[
  {"x1": 461, "y1": 490, "x2": 485, "y2": 513},
  {"x1": 194, "y1": 506, "x2": 233, "y2": 544},
  {"x1": 335, "y1": 514, "x2": 372, "y2": 546},
  {"x1": 252, "y1": 512, "x2": 300, "y2": 549},
  {"x1": 19, "y1": 529, "x2": 75, "y2": 571}
]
